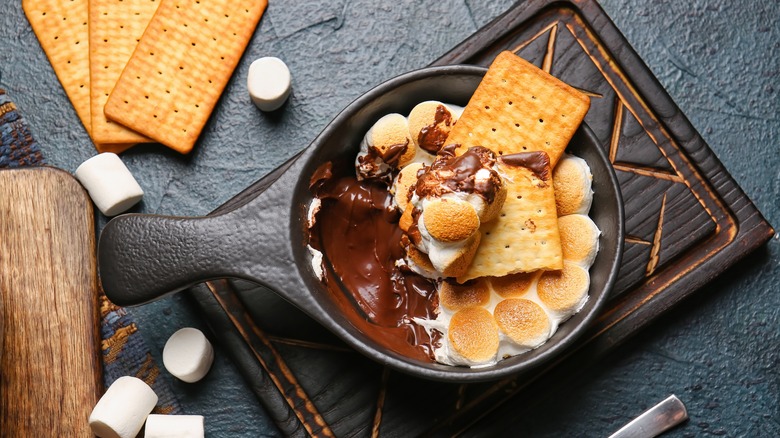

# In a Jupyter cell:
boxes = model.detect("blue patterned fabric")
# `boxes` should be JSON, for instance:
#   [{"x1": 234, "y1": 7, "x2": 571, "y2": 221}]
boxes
[{"x1": 0, "y1": 90, "x2": 43, "y2": 167}]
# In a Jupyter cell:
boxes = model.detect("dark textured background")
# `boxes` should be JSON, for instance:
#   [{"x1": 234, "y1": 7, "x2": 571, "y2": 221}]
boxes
[{"x1": 1, "y1": 0, "x2": 777, "y2": 436}]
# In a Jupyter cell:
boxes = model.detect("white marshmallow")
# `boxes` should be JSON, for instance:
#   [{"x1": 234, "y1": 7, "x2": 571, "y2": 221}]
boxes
[
  {"x1": 162, "y1": 328, "x2": 214, "y2": 383},
  {"x1": 307, "y1": 245, "x2": 325, "y2": 280},
  {"x1": 247, "y1": 57, "x2": 292, "y2": 111},
  {"x1": 144, "y1": 414, "x2": 204, "y2": 438},
  {"x1": 89, "y1": 376, "x2": 158, "y2": 438},
  {"x1": 75, "y1": 153, "x2": 144, "y2": 216}
]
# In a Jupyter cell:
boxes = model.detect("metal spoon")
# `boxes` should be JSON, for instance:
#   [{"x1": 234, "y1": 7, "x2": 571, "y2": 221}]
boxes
[{"x1": 608, "y1": 395, "x2": 689, "y2": 438}]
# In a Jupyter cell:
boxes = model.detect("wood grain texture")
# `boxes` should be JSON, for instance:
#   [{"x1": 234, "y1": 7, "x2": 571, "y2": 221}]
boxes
[{"x1": 0, "y1": 167, "x2": 102, "y2": 436}]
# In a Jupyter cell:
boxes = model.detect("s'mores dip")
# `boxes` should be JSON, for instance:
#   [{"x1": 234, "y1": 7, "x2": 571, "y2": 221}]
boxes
[{"x1": 308, "y1": 52, "x2": 601, "y2": 367}]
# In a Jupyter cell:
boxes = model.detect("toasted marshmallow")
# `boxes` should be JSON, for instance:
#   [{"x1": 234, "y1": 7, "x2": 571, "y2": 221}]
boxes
[
  {"x1": 557, "y1": 214, "x2": 601, "y2": 268},
  {"x1": 493, "y1": 298, "x2": 551, "y2": 350},
  {"x1": 407, "y1": 101, "x2": 463, "y2": 156},
  {"x1": 536, "y1": 261, "x2": 590, "y2": 319},
  {"x1": 445, "y1": 307, "x2": 500, "y2": 367},
  {"x1": 490, "y1": 271, "x2": 542, "y2": 299},
  {"x1": 422, "y1": 198, "x2": 480, "y2": 243},
  {"x1": 356, "y1": 113, "x2": 416, "y2": 182},
  {"x1": 439, "y1": 278, "x2": 491, "y2": 311},
  {"x1": 391, "y1": 162, "x2": 425, "y2": 212},
  {"x1": 553, "y1": 153, "x2": 593, "y2": 216}
]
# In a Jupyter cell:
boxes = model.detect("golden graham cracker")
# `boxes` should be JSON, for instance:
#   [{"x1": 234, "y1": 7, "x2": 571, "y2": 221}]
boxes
[
  {"x1": 104, "y1": 0, "x2": 267, "y2": 153},
  {"x1": 23, "y1": 0, "x2": 133, "y2": 152},
  {"x1": 88, "y1": 0, "x2": 158, "y2": 146},
  {"x1": 450, "y1": 51, "x2": 590, "y2": 167},
  {"x1": 449, "y1": 51, "x2": 589, "y2": 282},
  {"x1": 457, "y1": 160, "x2": 562, "y2": 282},
  {"x1": 23, "y1": 0, "x2": 92, "y2": 134}
]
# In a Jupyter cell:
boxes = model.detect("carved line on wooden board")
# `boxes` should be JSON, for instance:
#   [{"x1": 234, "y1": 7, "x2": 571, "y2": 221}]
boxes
[
  {"x1": 608, "y1": 95, "x2": 623, "y2": 163},
  {"x1": 625, "y1": 235, "x2": 651, "y2": 246},
  {"x1": 371, "y1": 368, "x2": 391, "y2": 438},
  {"x1": 268, "y1": 335, "x2": 352, "y2": 352},
  {"x1": 205, "y1": 281, "x2": 336, "y2": 438},
  {"x1": 647, "y1": 193, "x2": 667, "y2": 276},
  {"x1": 542, "y1": 22, "x2": 557, "y2": 73},
  {"x1": 510, "y1": 20, "x2": 558, "y2": 54}
]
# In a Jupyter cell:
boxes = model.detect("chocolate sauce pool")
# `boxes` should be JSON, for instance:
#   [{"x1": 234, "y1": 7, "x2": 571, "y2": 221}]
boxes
[{"x1": 309, "y1": 162, "x2": 440, "y2": 361}]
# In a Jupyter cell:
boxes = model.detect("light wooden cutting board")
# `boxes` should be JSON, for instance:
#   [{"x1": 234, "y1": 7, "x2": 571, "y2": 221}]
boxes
[{"x1": 0, "y1": 167, "x2": 102, "y2": 436}]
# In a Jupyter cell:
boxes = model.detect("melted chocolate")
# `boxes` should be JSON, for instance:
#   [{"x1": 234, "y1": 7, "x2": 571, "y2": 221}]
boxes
[
  {"x1": 356, "y1": 140, "x2": 410, "y2": 183},
  {"x1": 375, "y1": 140, "x2": 410, "y2": 167},
  {"x1": 417, "y1": 105, "x2": 452, "y2": 154},
  {"x1": 407, "y1": 207, "x2": 423, "y2": 247},
  {"x1": 309, "y1": 162, "x2": 439, "y2": 361},
  {"x1": 500, "y1": 151, "x2": 551, "y2": 182},
  {"x1": 415, "y1": 146, "x2": 502, "y2": 203},
  {"x1": 309, "y1": 161, "x2": 333, "y2": 190}
]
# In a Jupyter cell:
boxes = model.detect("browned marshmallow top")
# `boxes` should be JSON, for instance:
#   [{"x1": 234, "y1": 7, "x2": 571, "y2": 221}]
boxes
[{"x1": 408, "y1": 102, "x2": 456, "y2": 154}]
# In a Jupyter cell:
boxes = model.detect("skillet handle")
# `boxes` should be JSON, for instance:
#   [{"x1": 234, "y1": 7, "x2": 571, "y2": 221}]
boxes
[{"x1": 98, "y1": 213, "x2": 245, "y2": 306}]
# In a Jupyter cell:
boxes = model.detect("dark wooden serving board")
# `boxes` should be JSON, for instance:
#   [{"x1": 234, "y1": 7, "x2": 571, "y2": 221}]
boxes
[
  {"x1": 186, "y1": 0, "x2": 774, "y2": 436},
  {"x1": 0, "y1": 167, "x2": 102, "y2": 436}
]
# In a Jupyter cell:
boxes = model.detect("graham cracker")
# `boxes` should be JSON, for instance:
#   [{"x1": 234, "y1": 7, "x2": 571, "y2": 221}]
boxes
[
  {"x1": 88, "y1": 0, "x2": 158, "y2": 146},
  {"x1": 23, "y1": 0, "x2": 92, "y2": 134},
  {"x1": 104, "y1": 0, "x2": 267, "y2": 153},
  {"x1": 450, "y1": 51, "x2": 589, "y2": 167},
  {"x1": 457, "y1": 160, "x2": 562, "y2": 282},
  {"x1": 449, "y1": 51, "x2": 590, "y2": 282}
]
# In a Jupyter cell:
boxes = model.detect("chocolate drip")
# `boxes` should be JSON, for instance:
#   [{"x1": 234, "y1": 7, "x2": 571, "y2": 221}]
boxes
[
  {"x1": 309, "y1": 161, "x2": 333, "y2": 190},
  {"x1": 356, "y1": 139, "x2": 410, "y2": 182},
  {"x1": 375, "y1": 139, "x2": 410, "y2": 167},
  {"x1": 500, "y1": 151, "x2": 551, "y2": 182},
  {"x1": 415, "y1": 146, "x2": 502, "y2": 203},
  {"x1": 407, "y1": 207, "x2": 423, "y2": 247},
  {"x1": 438, "y1": 143, "x2": 459, "y2": 158},
  {"x1": 417, "y1": 104, "x2": 453, "y2": 154}
]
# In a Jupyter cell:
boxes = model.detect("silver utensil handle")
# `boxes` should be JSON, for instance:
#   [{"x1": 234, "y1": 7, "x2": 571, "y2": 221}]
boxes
[{"x1": 608, "y1": 395, "x2": 688, "y2": 438}]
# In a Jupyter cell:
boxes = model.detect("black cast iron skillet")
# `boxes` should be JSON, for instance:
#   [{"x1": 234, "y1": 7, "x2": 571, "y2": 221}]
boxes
[{"x1": 98, "y1": 65, "x2": 624, "y2": 382}]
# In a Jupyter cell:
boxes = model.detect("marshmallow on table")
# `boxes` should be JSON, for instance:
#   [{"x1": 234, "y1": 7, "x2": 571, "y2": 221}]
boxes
[
  {"x1": 145, "y1": 414, "x2": 204, "y2": 438},
  {"x1": 247, "y1": 57, "x2": 292, "y2": 111},
  {"x1": 162, "y1": 327, "x2": 214, "y2": 383},
  {"x1": 89, "y1": 376, "x2": 158, "y2": 438},
  {"x1": 75, "y1": 152, "x2": 144, "y2": 216}
]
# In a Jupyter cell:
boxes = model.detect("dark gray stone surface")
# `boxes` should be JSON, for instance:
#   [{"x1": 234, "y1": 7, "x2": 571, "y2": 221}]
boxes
[{"x1": 1, "y1": 0, "x2": 777, "y2": 436}]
